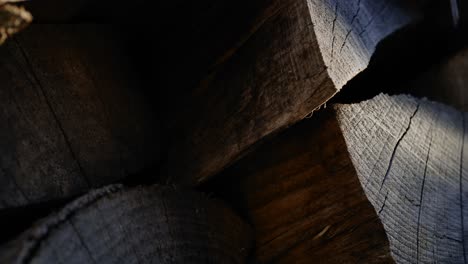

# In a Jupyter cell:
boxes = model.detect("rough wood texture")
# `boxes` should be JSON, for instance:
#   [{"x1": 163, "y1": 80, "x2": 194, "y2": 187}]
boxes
[
  {"x1": 336, "y1": 94, "x2": 467, "y2": 263},
  {"x1": 202, "y1": 110, "x2": 393, "y2": 263},
  {"x1": 0, "y1": 185, "x2": 252, "y2": 263},
  {"x1": 203, "y1": 93, "x2": 468, "y2": 263},
  {"x1": 0, "y1": 25, "x2": 158, "y2": 208},
  {"x1": 408, "y1": 46, "x2": 468, "y2": 111},
  {"x1": 166, "y1": 0, "x2": 423, "y2": 185}
]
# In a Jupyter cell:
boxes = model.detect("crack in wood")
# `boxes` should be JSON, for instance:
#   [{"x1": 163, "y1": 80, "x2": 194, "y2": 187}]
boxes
[
  {"x1": 416, "y1": 108, "x2": 438, "y2": 264},
  {"x1": 460, "y1": 112, "x2": 467, "y2": 264},
  {"x1": 379, "y1": 102, "x2": 420, "y2": 191},
  {"x1": 404, "y1": 195, "x2": 420, "y2": 207},
  {"x1": 330, "y1": 2, "x2": 339, "y2": 62},
  {"x1": 68, "y1": 219, "x2": 98, "y2": 264},
  {"x1": 339, "y1": 0, "x2": 362, "y2": 53},
  {"x1": 378, "y1": 192, "x2": 388, "y2": 215},
  {"x1": 358, "y1": 0, "x2": 391, "y2": 37},
  {"x1": 11, "y1": 38, "x2": 92, "y2": 188},
  {"x1": 21, "y1": 185, "x2": 123, "y2": 263}
]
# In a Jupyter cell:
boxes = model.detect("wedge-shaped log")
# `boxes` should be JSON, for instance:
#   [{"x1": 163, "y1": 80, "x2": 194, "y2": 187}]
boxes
[
  {"x1": 0, "y1": 25, "x2": 158, "y2": 208},
  {"x1": 0, "y1": 185, "x2": 252, "y2": 263},
  {"x1": 337, "y1": 94, "x2": 468, "y2": 263},
  {"x1": 206, "y1": 94, "x2": 468, "y2": 263},
  {"x1": 167, "y1": 0, "x2": 423, "y2": 185}
]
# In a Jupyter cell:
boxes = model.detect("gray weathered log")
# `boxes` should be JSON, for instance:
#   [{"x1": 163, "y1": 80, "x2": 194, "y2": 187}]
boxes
[
  {"x1": 166, "y1": 0, "x2": 423, "y2": 185},
  {"x1": 337, "y1": 94, "x2": 468, "y2": 263},
  {"x1": 0, "y1": 25, "x2": 158, "y2": 208},
  {"x1": 204, "y1": 93, "x2": 468, "y2": 263},
  {"x1": 0, "y1": 184, "x2": 252, "y2": 264}
]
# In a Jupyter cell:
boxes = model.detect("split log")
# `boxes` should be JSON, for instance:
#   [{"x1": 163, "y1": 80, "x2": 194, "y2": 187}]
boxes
[
  {"x1": 337, "y1": 94, "x2": 467, "y2": 263},
  {"x1": 0, "y1": 185, "x2": 252, "y2": 263},
  {"x1": 0, "y1": 25, "x2": 158, "y2": 208},
  {"x1": 408, "y1": 46, "x2": 468, "y2": 111},
  {"x1": 166, "y1": 0, "x2": 424, "y2": 185},
  {"x1": 204, "y1": 93, "x2": 467, "y2": 263}
]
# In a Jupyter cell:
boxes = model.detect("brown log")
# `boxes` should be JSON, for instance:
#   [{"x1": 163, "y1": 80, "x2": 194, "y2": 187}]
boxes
[
  {"x1": 204, "y1": 93, "x2": 467, "y2": 263},
  {"x1": 165, "y1": 0, "x2": 424, "y2": 185},
  {"x1": 203, "y1": 104, "x2": 393, "y2": 263},
  {"x1": 0, "y1": 185, "x2": 252, "y2": 263},
  {"x1": 0, "y1": 25, "x2": 158, "y2": 208}
]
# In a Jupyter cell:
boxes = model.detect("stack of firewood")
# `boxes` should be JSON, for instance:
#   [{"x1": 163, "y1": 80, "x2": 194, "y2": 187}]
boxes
[{"x1": 0, "y1": 0, "x2": 467, "y2": 263}]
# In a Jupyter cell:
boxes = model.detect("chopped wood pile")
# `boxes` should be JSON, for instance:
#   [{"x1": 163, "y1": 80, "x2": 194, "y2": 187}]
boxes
[{"x1": 0, "y1": 0, "x2": 467, "y2": 263}]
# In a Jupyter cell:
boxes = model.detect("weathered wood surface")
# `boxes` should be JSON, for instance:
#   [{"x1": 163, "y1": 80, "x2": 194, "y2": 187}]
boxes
[
  {"x1": 408, "y1": 46, "x2": 468, "y2": 111},
  {"x1": 203, "y1": 93, "x2": 468, "y2": 263},
  {"x1": 202, "y1": 110, "x2": 393, "y2": 263},
  {"x1": 0, "y1": 25, "x2": 158, "y2": 208},
  {"x1": 0, "y1": 185, "x2": 252, "y2": 263},
  {"x1": 336, "y1": 94, "x2": 468, "y2": 263},
  {"x1": 166, "y1": 0, "x2": 423, "y2": 185}
]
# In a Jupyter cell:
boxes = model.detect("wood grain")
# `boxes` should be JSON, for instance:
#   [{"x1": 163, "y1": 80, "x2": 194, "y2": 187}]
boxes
[
  {"x1": 165, "y1": 0, "x2": 423, "y2": 185},
  {"x1": 203, "y1": 93, "x2": 468, "y2": 263},
  {"x1": 0, "y1": 185, "x2": 252, "y2": 263},
  {"x1": 202, "y1": 110, "x2": 393, "y2": 263},
  {"x1": 0, "y1": 25, "x2": 158, "y2": 208},
  {"x1": 337, "y1": 94, "x2": 468, "y2": 263}
]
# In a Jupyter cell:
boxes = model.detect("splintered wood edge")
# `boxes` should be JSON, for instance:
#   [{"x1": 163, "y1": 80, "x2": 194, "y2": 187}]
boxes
[
  {"x1": 0, "y1": 3, "x2": 32, "y2": 44},
  {"x1": 335, "y1": 93, "x2": 467, "y2": 263},
  {"x1": 0, "y1": 185, "x2": 252, "y2": 264}
]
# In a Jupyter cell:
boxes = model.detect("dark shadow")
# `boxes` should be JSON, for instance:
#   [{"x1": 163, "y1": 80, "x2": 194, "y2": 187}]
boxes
[
  {"x1": 331, "y1": 0, "x2": 468, "y2": 104},
  {"x1": 0, "y1": 197, "x2": 74, "y2": 245}
]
